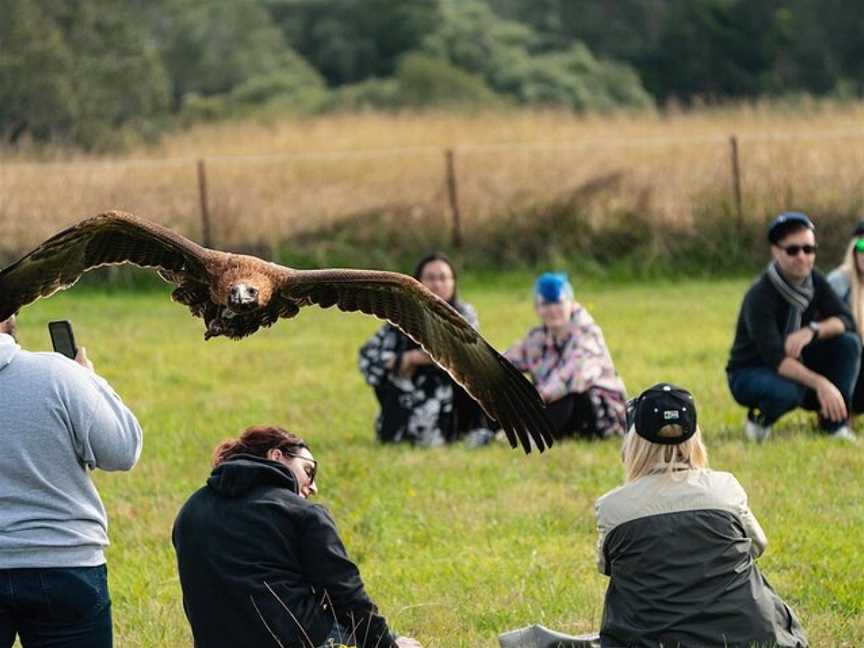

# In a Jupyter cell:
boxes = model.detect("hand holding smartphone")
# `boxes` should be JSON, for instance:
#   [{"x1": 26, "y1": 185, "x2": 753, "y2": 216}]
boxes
[{"x1": 49, "y1": 320, "x2": 78, "y2": 360}]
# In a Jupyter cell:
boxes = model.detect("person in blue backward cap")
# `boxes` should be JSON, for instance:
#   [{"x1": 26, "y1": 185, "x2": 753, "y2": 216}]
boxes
[{"x1": 504, "y1": 272, "x2": 627, "y2": 439}]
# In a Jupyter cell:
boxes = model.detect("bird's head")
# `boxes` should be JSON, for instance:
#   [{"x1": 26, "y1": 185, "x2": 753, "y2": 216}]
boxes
[{"x1": 226, "y1": 277, "x2": 272, "y2": 312}]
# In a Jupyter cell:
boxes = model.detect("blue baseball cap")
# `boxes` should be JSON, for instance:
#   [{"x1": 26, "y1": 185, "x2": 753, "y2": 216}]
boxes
[
  {"x1": 534, "y1": 272, "x2": 573, "y2": 304},
  {"x1": 768, "y1": 211, "x2": 815, "y2": 244}
]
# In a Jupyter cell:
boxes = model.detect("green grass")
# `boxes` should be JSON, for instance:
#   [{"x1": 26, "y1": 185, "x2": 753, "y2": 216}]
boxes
[{"x1": 12, "y1": 274, "x2": 864, "y2": 647}]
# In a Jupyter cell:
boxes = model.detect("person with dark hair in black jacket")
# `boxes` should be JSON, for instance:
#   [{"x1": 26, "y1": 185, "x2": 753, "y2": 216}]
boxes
[{"x1": 172, "y1": 425, "x2": 422, "y2": 648}]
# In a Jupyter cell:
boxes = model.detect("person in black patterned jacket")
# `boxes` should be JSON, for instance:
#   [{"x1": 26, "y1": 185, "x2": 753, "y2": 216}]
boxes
[{"x1": 358, "y1": 252, "x2": 493, "y2": 447}]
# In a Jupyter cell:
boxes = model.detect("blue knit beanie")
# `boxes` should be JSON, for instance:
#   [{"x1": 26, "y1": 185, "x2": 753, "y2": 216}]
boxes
[{"x1": 534, "y1": 272, "x2": 573, "y2": 304}]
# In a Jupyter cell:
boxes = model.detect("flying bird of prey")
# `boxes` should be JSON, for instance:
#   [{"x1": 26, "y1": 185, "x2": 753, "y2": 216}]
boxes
[{"x1": 0, "y1": 211, "x2": 554, "y2": 453}]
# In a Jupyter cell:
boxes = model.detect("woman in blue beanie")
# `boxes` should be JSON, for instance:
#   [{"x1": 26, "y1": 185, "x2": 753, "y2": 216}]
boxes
[{"x1": 505, "y1": 273, "x2": 626, "y2": 439}]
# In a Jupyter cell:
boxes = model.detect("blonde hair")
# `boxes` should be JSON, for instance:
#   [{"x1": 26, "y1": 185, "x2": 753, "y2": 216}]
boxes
[
  {"x1": 621, "y1": 425, "x2": 709, "y2": 482},
  {"x1": 840, "y1": 239, "x2": 864, "y2": 340}
]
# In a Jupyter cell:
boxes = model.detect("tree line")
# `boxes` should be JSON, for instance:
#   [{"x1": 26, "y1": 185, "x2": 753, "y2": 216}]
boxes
[{"x1": 2, "y1": 0, "x2": 861, "y2": 149}]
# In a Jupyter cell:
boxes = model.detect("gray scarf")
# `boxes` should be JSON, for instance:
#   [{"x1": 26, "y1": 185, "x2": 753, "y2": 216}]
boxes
[{"x1": 766, "y1": 262, "x2": 814, "y2": 334}]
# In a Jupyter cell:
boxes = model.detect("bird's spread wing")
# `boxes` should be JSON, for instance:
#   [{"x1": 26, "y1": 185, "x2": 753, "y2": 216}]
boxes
[
  {"x1": 0, "y1": 211, "x2": 211, "y2": 321},
  {"x1": 281, "y1": 269, "x2": 555, "y2": 453}
]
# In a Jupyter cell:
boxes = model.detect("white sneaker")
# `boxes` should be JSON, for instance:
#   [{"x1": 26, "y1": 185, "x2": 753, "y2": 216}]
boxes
[
  {"x1": 828, "y1": 425, "x2": 858, "y2": 442},
  {"x1": 463, "y1": 427, "x2": 495, "y2": 449},
  {"x1": 415, "y1": 429, "x2": 446, "y2": 448},
  {"x1": 744, "y1": 415, "x2": 771, "y2": 443}
]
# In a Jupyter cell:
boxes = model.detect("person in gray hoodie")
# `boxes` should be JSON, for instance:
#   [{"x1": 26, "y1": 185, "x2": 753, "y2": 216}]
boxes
[{"x1": 0, "y1": 315, "x2": 143, "y2": 648}]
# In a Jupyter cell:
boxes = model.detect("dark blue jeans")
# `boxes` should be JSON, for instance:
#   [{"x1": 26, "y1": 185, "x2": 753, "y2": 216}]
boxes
[
  {"x1": 729, "y1": 332, "x2": 862, "y2": 430},
  {"x1": 0, "y1": 565, "x2": 112, "y2": 648}
]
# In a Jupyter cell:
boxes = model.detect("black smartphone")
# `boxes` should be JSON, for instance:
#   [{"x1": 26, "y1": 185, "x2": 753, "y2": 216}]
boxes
[{"x1": 48, "y1": 320, "x2": 78, "y2": 360}]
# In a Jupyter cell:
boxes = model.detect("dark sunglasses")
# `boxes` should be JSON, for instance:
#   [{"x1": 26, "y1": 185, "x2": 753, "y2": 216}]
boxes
[
  {"x1": 779, "y1": 244, "x2": 817, "y2": 256},
  {"x1": 280, "y1": 450, "x2": 318, "y2": 483}
]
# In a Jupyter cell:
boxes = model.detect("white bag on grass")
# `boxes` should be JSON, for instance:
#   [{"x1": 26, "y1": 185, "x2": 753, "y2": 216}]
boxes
[{"x1": 498, "y1": 624, "x2": 600, "y2": 648}]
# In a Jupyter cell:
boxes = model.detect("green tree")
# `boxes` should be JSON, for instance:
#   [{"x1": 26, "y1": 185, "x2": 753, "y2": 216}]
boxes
[
  {"x1": 149, "y1": 0, "x2": 323, "y2": 109},
  {"x1": 771, "y1": 0, "x2": 864, "y2": 95},
  {"x1": 485, "y1": 0, "x2": 864, "y2": 101},
  {"x1": 0, "y1": 0, "x2": 169, "y2": 148},
  {"x1": 422, "y1": 0, "x2": 535, "y2": 85},
  {"x1": 423, "y1": 0, "x2": 652, "y2": 110},
  {"x1": 0, "y1": 1, "x2": 72, "y2": 143},
  {"x1": 264, "y1": 0, "x2": 442, "y2": 85},
  {"x1": 485, "y1": 0, "x2": 667, "y2": 61},
  {"x1": 645, "y1": 0, "x2": 781, "y2": 100}
]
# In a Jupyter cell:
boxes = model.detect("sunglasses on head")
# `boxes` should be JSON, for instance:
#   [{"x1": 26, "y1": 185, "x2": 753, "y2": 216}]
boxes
[
  {"x1": 779, "y1": 244, "x2": 817, "y2": 256},
  {"x1": 280, "y1": 450, "x2": 318, "y2": 483}
]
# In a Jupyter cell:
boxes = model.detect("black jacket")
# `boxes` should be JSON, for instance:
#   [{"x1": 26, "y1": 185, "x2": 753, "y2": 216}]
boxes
[
  {"x1": 727, "y1": 269, "x2": 855, "y2": 373},
  {"x1": 596, "y1": 470, "x2": 808, "y2": 648},
  {"x1": 172, "y1": 455, "x2": 396, "y2": 648}
]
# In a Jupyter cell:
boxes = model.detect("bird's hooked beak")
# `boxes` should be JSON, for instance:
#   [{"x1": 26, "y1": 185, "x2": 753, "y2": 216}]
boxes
[{"x1": 227, "y1": 283, "x2": 260, "y2": 311}]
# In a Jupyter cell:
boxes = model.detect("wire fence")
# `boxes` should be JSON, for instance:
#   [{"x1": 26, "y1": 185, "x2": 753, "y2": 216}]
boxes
[{"x1": 2, "y1": 126, "x2": 864, "y2": 260}]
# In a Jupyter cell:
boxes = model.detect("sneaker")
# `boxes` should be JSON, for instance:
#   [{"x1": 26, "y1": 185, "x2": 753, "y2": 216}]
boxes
[
  {"x1": 463, "y1": 427, "x2": 495, "y2": 449},
  {"x1": 828, "y1": 425, "x2": 858, "y2": 443},
  {"x1": 744, "y1": 411, "x2": 771, "y2": 443},
  {"x1": 414, "y1": 429, "x2": 446, "y2": 448}
]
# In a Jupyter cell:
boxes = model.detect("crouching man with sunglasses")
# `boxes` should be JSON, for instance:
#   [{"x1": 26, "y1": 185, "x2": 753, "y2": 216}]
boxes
[
  {"x1": 172, "y1": 425, "x2": 422, "y2": 648},
  {"x1": 727, "y1": 212, "x2": 862, "y2": 442}
]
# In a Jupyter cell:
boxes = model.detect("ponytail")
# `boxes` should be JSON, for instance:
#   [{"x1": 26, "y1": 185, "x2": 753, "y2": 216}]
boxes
[{"x1": 212, "y1": 425, "x2": 309, "y2": 467}]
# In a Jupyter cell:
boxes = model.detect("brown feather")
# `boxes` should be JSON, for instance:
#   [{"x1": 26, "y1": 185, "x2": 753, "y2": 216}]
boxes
[
  {"x1": 0, "y1": 211, "x2": 213, "y2": 321},
  {"x1": 280, "y1": 269, "x2": 555, "y2": 453},
  {"x1": 0, "y1": 213, "x2": 554, "y2": 453}
]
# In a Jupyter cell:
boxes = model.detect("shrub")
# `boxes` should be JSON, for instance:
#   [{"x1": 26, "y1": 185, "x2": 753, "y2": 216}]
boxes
[
  {"x1": 396, "y1": 54, "x2": 499, "y2": 107},
  {"x1": 327, "y1": 79, "x2": 401, "y2": 111},
  {"x1": 501, "y1": 45, "x2": 653, "y2": 110},
  {"x1": 178, "y1": 94, "x2": 231, "y2": 124},
  {"x1": 229, "y1": 67, "x2": 329, "y2": 114}
]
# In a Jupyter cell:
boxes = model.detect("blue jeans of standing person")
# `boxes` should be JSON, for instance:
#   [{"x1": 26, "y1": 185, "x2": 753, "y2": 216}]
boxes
[
  {"x1": 728, "y1": 332, "x2": 862, "y2": 431},
  {"x1": 0, "y1": 565, "x2": 112, "y2": 648}
]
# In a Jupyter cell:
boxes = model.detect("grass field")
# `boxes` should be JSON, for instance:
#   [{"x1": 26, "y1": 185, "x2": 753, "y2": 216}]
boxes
[{"x1": 13, "y1": 274, "x2": 864, "y2": 647}]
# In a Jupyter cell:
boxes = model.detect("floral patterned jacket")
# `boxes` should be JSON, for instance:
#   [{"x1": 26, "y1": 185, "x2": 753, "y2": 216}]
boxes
[{"x1": 505, "y1": 304, "x2": 626, "y2": 404}]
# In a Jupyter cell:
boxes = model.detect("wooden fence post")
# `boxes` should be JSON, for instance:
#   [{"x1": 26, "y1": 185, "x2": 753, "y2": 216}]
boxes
[
  {"x1": 445, "y1": 148, "x2": 463, "y2": 249},
  {"x1": 729, "y1": 135, "x2": 743, "y2": 233},
  {"x1": 197, "y1": 158, "x2": 212, "y2": 247}
]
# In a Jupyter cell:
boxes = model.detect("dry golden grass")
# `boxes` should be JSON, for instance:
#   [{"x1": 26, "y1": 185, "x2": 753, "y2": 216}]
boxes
[{"x1": 3, "y1": 101, "x2": 864, "y2": 260}]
